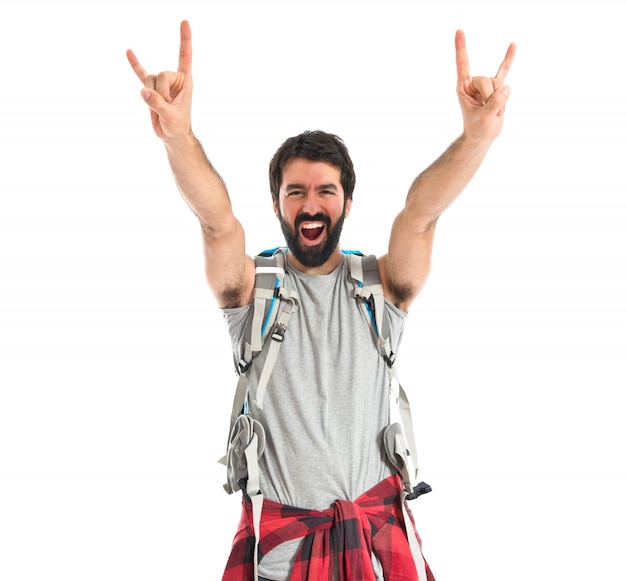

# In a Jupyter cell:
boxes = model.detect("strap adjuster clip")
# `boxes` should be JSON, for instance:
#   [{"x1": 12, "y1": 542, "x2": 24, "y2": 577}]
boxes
[
  {"x1": 238, "y1": 358, "x2": 251, "y2": 374},
  {"x1": 238, "y1": 477, "x2": 262, "y2": 501},
  {"x1": 406, "y1": 481, "x2": 432, "y2": 501},
  {"x1": 272, "y1": 322, "x2": 287, "y2": 342},
  {"x1": 383, "y1": 351, "x2": 396, "y2": 368}
]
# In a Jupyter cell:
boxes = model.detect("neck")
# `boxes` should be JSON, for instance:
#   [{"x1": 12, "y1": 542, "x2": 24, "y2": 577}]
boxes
[{"x1": 286, "y1": 247, "x2": 344, "y2": 275}]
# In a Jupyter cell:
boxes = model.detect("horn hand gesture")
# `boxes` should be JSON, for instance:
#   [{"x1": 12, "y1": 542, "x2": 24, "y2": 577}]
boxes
[
  {"x1": 455, "y1": 30, "x2": 516, "y2": 144},
  {"x1": 126, "y1": 20, "x2": 193, "y2": 142}
]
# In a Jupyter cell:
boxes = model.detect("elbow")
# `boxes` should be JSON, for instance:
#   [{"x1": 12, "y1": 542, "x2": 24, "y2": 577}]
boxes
[{"x1": 395, "y1": 211, "x2": 440, "y2": 236}]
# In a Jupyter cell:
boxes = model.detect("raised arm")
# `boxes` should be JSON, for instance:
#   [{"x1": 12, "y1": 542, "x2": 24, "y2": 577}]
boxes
[
  {"x1": 127, "y1": 21, "x2": 254, "y2": 308},
  {"x1": 379, "y1": 30, "x2": 516, "y2": 311}
]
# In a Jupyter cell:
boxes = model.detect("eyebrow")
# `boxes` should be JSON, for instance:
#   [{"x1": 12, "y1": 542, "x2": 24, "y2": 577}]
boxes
[{"x1": 284, "y1": 183, "x2": 340, "y2": 192}]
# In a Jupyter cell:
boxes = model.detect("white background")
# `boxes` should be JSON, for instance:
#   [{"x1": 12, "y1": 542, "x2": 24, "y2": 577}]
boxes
[{"x1": 1, "y1": 1, "x2": 624, "y2": 580}]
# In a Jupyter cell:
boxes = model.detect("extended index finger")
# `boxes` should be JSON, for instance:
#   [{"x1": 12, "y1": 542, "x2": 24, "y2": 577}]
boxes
[
  {"x1": 455, "y1": 29, "x2": 471, "y2": 83},
  {"x1": 495, "y1": 42, "x2": 516, "y2": 83},
  {"x1": 177, "y1": 20, "x2": 192, "y2": 74},
  {"x1": 126, "y1": 48, "x2": 149, "y2": 85}
]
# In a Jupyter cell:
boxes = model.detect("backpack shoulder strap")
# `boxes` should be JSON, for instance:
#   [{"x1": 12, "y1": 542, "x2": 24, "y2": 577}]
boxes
[
  {"x1": 253, "y1": 249, "x2": 299, "y2": 408},
  {"x1": 346, "y1": 251, "x2": 395, "y2": 367},
  {"x1": 225, "y1": 248, "x2": 298, "y2": 441},
  {"x1": 346, "y1": 252, "x2": 425, "y2": 497}
]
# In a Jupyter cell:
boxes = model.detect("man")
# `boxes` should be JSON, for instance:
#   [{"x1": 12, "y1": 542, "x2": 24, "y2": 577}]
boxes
[{"x1": 127, "y1": 20, "x2": 515, "y2": 581}]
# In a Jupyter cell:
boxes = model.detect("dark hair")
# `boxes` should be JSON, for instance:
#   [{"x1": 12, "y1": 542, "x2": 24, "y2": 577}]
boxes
[{"x1": 269, "y1": 130, "x2": 356, "y2": 203}]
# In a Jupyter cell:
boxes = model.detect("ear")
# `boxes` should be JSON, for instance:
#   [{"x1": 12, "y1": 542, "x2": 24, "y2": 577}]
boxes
[
  {"x1": 344, "y1": 196, "x2": 353, "y2": 219},
  {"x1": 273, "y1": 198, "x2": 280, "y2": 218}
]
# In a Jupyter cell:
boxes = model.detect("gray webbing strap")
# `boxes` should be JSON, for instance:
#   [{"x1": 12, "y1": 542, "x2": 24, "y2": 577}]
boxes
[
  {"x1": 348, "y1": 253, "x2": 420, "y2": 482},
  {"x1": 383, "y1": 423, "x2": 427, "y2": 578},
  {"x1": 390, "y1": 368, "x2": 420, "y2": 482},
  {"x1": 254, "y1": 287, "x2": 298, "y2": 408},
  {"x1": 221, "y1": 248, "x2": 298, "y2": 457},
  {"x1": 400, "y1": 489, "x2": 428, "y2": 580},
  {"x1": 350, "y1": 255, "x2": 391, "y2": 360},
  {"x1": 226, "y1": 252, "x2": 291, "y2": 439},
  {"x1": 251, "y1": 255, "x2": 286, "y2": 351},
  {"x1": 220, "y1": 285, "x2": 276, "y2": 465},
  {"x1": 239, "y1": 251, "x2": 287, "y2": 365},
  {"x1": 222, "y1": 249, "x2": 297, "y2": 578},
  {"x1": 244, "y1": 433, "x2": 263, "y2": 581}
]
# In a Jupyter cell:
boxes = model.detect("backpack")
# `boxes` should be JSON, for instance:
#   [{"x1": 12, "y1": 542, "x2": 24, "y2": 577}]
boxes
[{"x1": 220, "y1": 247, "x2": 431, "y2": 579}]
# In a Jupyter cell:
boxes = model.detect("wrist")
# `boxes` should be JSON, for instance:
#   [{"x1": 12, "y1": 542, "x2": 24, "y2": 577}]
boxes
[
  {"x1": 457, "y1": 131, "x2": 494, "y2": 156},
  {"x1": 163, "y1": 129, "x2": 200, "y2": 154}
]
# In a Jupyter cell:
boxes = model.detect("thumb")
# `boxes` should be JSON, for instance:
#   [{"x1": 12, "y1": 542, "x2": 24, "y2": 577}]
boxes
[
  {"x1": 490, "y1": 85, "x2": 511, "y2": 117},
  {"x1": 140, "y1": 87, "x2": 169, "y2": 113}
]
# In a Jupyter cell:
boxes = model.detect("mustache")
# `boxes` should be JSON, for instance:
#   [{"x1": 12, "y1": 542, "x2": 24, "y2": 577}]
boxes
[{"x1": 294, "y1": 213, "x2": 331, "y2": 229}]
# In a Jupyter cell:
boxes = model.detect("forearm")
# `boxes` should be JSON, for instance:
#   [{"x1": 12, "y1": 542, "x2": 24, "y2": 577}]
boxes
[
  {"x1": 163, "y1": 132, "x2": 235, "y2": 236},
  {"x1": 403, "y1": 133, "x2": 493, "y2": 228}
]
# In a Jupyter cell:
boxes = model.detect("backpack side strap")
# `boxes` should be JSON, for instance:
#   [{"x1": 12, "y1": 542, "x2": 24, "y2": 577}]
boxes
[
  {"x1": 220, "y1": 248, "x2": 299, "y2": 467},
  {"x1": 347, "y1": 252, "x2": 424, "y2": 490},
  {"x1": 349, "y1": 253, "x2": 395, "y2": 367}
]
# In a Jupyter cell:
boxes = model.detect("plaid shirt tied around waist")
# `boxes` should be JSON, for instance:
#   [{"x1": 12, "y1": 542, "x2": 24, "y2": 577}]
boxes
[{"x1": 222, "y1": 473, "x2": 435, "y2": 581}]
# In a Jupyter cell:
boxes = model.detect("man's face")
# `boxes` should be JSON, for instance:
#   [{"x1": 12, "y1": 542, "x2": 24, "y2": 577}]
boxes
[{"x1": 274, "y1": 157, "x2": 351, "y2": 269}]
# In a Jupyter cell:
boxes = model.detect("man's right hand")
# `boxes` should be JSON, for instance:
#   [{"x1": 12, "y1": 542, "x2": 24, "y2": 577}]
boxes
[{"x1": 126, "y1": 20, "x2": 193, "y2": 142}]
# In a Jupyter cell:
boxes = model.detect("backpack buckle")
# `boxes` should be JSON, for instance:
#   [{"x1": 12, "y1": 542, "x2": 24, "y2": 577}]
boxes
[
  {"x1": 383, "y1": 351, "x2": 396, "y2": 368},
  {"x1": 238, "y1": 358, "x2": 251, "y2": 374},
  {"x1": 406, "y1": 481, "x2": 432, "y2": 501},
  {"x1": 238, "y1": 477, "x2": 263, "y2": 501},
  {"x1": 272, "y1": 322, "x2": 287, "y2": 342}
]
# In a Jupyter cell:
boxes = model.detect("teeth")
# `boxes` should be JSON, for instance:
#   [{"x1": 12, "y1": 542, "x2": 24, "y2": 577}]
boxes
[{"x1": 302, "y1": 222, "x2": 324, "y2": 229}]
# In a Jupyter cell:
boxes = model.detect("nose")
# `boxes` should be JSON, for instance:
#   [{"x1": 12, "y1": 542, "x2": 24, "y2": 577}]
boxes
[{"x1": 300, "y1": 192, "x2": 323, "y2": 216}]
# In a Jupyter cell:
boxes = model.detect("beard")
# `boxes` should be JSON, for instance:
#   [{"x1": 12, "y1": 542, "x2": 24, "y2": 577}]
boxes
[{"x1": 278, "y1": 210, "x2": 346, "y2": 268}]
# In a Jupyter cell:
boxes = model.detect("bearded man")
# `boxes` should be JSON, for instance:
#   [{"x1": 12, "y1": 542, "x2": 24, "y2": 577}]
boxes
[{"x1": 127, "y1": 20, "x2": 515, "y2": 581}]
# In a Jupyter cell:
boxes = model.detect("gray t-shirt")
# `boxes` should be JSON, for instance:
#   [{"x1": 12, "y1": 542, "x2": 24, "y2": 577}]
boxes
[{"x1": 222, "y1": 254, "x2": 407, "y2": 578}]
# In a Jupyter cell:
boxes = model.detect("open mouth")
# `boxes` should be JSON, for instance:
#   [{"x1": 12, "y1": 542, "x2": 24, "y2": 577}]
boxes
[{"x1": 300, "y1": 221, "x2": 326, "y2": 244}]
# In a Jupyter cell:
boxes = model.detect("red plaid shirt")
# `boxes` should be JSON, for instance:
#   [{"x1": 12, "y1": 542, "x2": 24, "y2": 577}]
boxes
[{"x1": 222, "y1": 473, "x2": 435, "y2": 581}]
